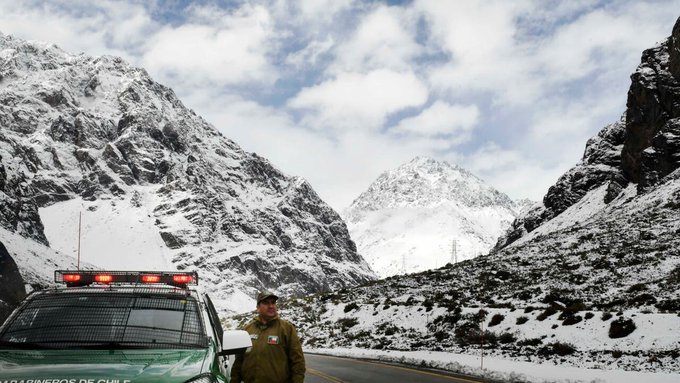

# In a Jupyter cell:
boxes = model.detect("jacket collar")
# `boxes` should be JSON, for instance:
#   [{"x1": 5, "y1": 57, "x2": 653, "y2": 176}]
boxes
[{"x1": 255, "y1": 314, "x2": 279, "y2": 326}]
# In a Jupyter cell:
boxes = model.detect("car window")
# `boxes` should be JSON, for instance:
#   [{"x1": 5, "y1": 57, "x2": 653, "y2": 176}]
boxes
[{"x1": 0, "y1": 289, "x2": 208, "y2": 349}]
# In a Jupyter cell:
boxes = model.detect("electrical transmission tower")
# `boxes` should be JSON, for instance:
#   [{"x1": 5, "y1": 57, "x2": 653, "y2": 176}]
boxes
[{"x1": 451, "y1": 239, "x2": 457, "y2": 265}]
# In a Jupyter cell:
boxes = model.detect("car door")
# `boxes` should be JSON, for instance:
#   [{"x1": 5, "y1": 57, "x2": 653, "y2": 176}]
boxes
[{"x1": 203, "y1": 294, "x2": 228, "y2": 375}]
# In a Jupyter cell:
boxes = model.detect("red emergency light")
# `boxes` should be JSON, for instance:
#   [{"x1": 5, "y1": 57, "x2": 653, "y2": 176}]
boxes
[
  {"x1": 54, "y1": 270, "x2": 199, "y2": 287},
  {"x1": 141, "y1": 275, "x2": 162, "y2": 283},
  {"x1": 62, "y1": 274, "x2": 81, "y2": 283},
  {"x1": 95, "y1": 274, "x2": 113, "y2": 283},
  {"x1": 172, "y1": 275, "x2": 194, "y2": 284}
]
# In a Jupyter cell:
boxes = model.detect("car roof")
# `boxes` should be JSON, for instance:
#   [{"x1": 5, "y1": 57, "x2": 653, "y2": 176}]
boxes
[{"x1": 30, "y1": 285, "x2": 202, "y2": 300}]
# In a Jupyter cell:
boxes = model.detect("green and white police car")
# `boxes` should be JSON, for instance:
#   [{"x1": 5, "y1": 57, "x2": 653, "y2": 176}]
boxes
[{"x1": 0, "y1": 270, "x2": 252, "y2": 383}]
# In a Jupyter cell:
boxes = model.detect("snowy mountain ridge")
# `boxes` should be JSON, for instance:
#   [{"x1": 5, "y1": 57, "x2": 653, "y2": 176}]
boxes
[
  {"x1": 0, "y1": 32, "x2": 375, "y2": 317},
  {"x1": 346, "y1": 156, "x2": 515, "y2": 213},
  {"x1": 344, "y1": 157, "x2": 522, "y2": 277}
]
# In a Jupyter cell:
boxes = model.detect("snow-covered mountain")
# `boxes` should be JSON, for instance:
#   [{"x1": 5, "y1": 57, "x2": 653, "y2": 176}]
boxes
[
  {"x1": 0, "y1": 32, "x2": 376, "y2": 317},
  {"x1": 344, "y1": 157, "x2": 521, "y2": 277},
  {"x1": 238, "y1": 16, "x2": 680, "y2": 378}
]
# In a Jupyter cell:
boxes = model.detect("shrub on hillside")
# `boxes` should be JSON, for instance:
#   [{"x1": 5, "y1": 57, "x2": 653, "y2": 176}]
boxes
[
  {"x1": 537, "y1": 307, "x2": 558, "y2": 321},
  {"x1": 561, "y1": 314, "x2": 583, "y2": 326},
  {"x1": 542, "y1": 289, "x2": 577, "y2": 306},
  {"x1": 627, "y1": 283, "x2": 647, "y2": 293},
  {"x1": 630, "y1": 293, "x2": 657, "y2": 305},
  {"x1": 668, "y1": 265, "x2": 680, "y2": 284},
  {"x1": 601, "y1": 312, "x2": 613, "y2": 321},
  {"x1": 655, "y1": 299, "x2": 680, "y2": 312},
  {"x1": 538, "y1": 342, "x2": 577, "y2": 357},
  {"x1": 432, "y1": 312, "x2": 461, "y2": 327},
  {"x1": 454, "y1": 320, "x2": 497, "y2": 347},
  {"x1": 584, "y1": 312, "x2": 594, "y2": 320},
  {"x1": 609, "y1": 317, "x2": 636, "y2": 338},
  {"x1": 337, "y1": 317, "x2": 359, "y2": 330},
  {"x1": 516, "y1": 316, "x2": 529, "y2": 325},
  {"x1": 488, "y1": 314, "x2": 505, "y2": 327},
  {"x1": 518, "y1": 338, "x2": 543, "y2": 347},
  {"x1": 498, "y1": 332, "x2": 517, "y2": 344},
  {"x1": 344, "y1": 302, "x2": 359, "y2": 313},
  {"x1": 434, "y1": 330, "x2": 449, "y2": 342}
]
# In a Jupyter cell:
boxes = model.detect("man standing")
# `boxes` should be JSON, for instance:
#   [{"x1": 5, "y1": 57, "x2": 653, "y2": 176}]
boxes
[{"x1": 230, "y1": 292, "x2": 306, "y2": 383}]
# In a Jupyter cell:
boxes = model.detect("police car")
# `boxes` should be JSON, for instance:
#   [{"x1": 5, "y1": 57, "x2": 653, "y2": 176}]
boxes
[{"x1": 0, "y1": 270, "x2": 252, "y2": 383}]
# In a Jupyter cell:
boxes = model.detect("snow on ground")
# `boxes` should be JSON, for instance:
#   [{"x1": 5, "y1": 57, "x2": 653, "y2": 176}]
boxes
[
  {"x1": 317, "y1": 303, "x2": 680, "y2": 353},
  {"x1": 39, "y1": 188, "x2": 173, "y2": 271},
  {"x1": 310, "y1": 347, "x2": 680, "y2": 383},
  {"x1": 511, "y1": 183, "x2": 637, "y2": 249},
  {"x1": 280, "y1": 299, "x2": 680, "y2": 381}
]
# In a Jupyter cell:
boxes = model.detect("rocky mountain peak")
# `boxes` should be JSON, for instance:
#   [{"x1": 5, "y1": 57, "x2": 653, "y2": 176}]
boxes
[
  {"x1": 344, "y1": 158, "x2": 520, "y2": 278},
  {"x1": 347, "y1": 157, "x2": 515, "y2": 220}
]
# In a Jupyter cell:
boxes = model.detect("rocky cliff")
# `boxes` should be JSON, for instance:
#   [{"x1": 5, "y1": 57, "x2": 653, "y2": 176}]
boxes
[
  {"x1": 497, "y1": 16, "x2": 680, "y2": 249},
  {"x1": 0, "y1": 241, "x2": 25, "y2": 323}
]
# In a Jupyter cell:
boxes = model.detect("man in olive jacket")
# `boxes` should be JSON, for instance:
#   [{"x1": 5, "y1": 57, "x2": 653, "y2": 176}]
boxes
[{"x1": 231, "y1": 291, "x2": 306, "y2": 383}]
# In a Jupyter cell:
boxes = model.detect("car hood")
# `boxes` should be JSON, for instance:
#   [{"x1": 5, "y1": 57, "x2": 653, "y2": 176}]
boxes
[{"x1": 0, "y1": 348, "x2": 209, "y2": 382}]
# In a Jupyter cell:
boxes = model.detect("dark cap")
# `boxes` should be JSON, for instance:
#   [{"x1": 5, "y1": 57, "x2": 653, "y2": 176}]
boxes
[{"x1": 257, "y1": 291, "x2": 279, "y2": 304}]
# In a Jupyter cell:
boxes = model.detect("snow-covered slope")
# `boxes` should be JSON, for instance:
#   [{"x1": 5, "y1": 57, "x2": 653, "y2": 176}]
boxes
[
  {"x1": 0, "y1": 32, "x2": 376, "y2": 315},
  {"x1": 344, "y1": 157, "x2": 521, "y2": 277}
]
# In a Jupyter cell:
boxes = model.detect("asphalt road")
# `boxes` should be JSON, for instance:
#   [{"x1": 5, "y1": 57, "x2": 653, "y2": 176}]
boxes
[{"x1": 304, "y1": 354, "x2": 486, "y2": 383}]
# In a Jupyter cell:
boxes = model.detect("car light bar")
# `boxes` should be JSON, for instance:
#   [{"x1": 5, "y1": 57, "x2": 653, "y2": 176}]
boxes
[{"x1": 55, "y1": 270, "x2": 199, "y2": 287}]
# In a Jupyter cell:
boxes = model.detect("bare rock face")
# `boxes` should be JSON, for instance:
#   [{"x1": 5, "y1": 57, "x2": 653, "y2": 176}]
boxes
[
  {"x1": 496, "y1": 119, "x2": 627, "y2": 249},
  {"x1": 0, "y1": 152, "x2": 48, "y2": 245},
  {"x1": 622, "y1": 17, "x2": 680, "y2": 190},
  {"x1": 497, "y1": 16, "x2": 680, "y2": 250},
  {"x1": 0, "y1": 241, "x2": 26, "y2": 323},
  {"x1": 0, "y1": 33, "x2": 375, "y2": 314}
]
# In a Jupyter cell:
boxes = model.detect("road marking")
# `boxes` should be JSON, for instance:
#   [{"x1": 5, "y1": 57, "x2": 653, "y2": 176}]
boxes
[
  {"x1": 307, "y1": 367, "x2": 347, "y2": 383},
  {"x1": 311, "y1": 354, "x2": 482, "y2": 383}
]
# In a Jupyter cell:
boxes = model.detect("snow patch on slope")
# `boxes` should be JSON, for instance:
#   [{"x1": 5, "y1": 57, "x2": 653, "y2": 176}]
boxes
[{"x1": 39, "y1": 189, "x2": 172, "y2": 270}]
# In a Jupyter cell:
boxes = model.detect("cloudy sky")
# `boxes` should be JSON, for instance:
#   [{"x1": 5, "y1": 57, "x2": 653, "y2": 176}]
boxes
[{"x1": 1, "y1": 0, "x2": 679, "y2": 210}]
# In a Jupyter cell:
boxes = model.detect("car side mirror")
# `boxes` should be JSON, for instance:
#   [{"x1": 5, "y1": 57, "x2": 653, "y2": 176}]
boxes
[{"x1": 220, "y1": 330, "x2": 252, "y2": 356}]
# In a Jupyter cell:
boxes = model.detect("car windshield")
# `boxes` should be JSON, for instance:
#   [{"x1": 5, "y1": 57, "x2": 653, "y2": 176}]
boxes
[{"x1": 0, "y1": 288, "x2": 208, "y2": 349}]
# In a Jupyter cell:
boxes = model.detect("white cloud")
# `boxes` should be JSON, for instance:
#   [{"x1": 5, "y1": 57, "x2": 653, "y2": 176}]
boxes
[
  {"x1": 292, "y1": 0, "x2": 355, "y2": 25},
  {"x1": 141, "y1": 4, "x2": 277, "y2": 87},
  {"x1": 288, "y1": 69, "x2": 428, "y2": 130},
  {"x1": 419, "y1": 0, "x2": 680, "y2": 108},
  {"x1": 418, "y1": 0, "x2": 538, "y2": 104},
  {"x1": 329, "y1": 4, "x2": 421, "y2": 73},
  {"x1": 462, "y1": 143, "x2": 565, "y2": 201},
  {"x1": 536, "y1": 9, "x2": 676, "y2": 84},
  {"x1": 0, "y1": 0, "x2": 149, "y2": 60},
  {"x1": 285, "y1": 36, "x2": 335, "y2": 67},
  {"x1": 393, "y1": 101, "x2": 479, "y2": 139}
]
